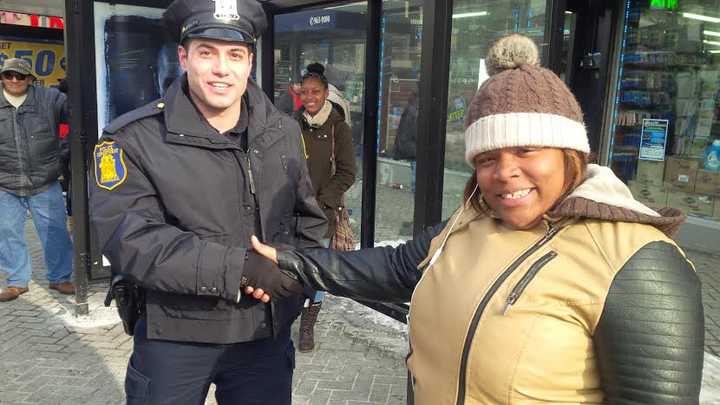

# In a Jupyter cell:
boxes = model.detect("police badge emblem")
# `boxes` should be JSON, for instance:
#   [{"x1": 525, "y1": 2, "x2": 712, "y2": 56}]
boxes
[
  {"x1": 214, "y1": 0, "x2": 240, "y2": 21},
  {"x1": 94, "y1": 140, "x2": 128, "y2": 191}
]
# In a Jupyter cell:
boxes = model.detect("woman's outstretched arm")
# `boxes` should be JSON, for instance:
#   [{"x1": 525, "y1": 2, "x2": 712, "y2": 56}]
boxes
[{"x1": 251, "y1": 222, "x2": 446, "y2": 303}]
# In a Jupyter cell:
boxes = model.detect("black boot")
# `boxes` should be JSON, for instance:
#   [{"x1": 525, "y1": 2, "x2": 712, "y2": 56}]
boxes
[{"x1": 298, "y1": 302, "x2": 322, "y2": 352}]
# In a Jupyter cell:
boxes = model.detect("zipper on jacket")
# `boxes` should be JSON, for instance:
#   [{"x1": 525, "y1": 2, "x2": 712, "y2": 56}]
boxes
[
  {"x1": 245, "y1": 155, "x2": 256, "y2": 195},
  {"x1": 502, "y1": 251, "x2": 558, "y2": 315},
  {"x1": 455, "y1": 225, "x2": 562, "y2": 405},
  {"x1": 12, "y1": 109, "x2": 27, "y2": 189}
]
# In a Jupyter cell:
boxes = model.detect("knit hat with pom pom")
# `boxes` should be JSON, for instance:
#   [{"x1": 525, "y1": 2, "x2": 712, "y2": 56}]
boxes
[{"x1": 464, "y1": 34, "x2": 589, "y2": 166}]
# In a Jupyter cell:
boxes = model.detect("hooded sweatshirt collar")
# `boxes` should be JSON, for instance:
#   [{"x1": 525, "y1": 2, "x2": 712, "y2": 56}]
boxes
[{"x1": 550, "y1": 164, "x2": 685, "y2": 237}]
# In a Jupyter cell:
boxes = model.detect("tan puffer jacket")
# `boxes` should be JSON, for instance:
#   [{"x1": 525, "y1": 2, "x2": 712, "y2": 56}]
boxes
[{"x1": 278, "y1": 164, "x2": 705, "y2": 404}]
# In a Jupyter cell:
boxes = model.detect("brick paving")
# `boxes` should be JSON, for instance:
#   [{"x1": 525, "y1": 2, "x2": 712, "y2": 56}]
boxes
[
  {"x1": 0, "y1": 222, "x2": 409, "y2": 405},
  {"x1": 1, "y1": 200, "x2": 720, "y2": 404}
]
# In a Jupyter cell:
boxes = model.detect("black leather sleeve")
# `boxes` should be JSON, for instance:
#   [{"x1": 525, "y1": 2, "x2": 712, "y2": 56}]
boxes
[
  {"x1": 277, "y1": 221, "x2": 447, "y2": 302},
  {"x1": 594, "y1": 241, "x2": 704, "y2": 404}
]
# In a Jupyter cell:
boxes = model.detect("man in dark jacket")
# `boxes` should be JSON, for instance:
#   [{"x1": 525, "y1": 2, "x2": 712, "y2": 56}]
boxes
[
  {"x1": 392, "y1": 89, "x2": 418, "y2": 192},
  {"x1": 89, "y1": 1, "x2": 327, "y2": 404},
  {"x1": 0, "y1": 58, "x2": 74, "y2": 302}
]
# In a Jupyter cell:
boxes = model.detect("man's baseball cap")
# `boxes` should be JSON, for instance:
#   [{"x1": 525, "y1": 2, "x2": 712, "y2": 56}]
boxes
[
  {"x1": 0, "y1": 58, "x2": 34, "y2": 78},
  {"x1": 162, "y1": 0, "x2": 267, "y2": 46}
]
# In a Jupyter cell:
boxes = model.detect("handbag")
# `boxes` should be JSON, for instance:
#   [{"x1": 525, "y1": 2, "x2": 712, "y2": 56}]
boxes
[{"x1": 328, "y1": 126, "x2": 357, "y2": 251}]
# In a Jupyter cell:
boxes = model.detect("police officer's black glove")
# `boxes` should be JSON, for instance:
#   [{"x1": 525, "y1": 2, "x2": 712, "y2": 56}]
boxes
[{"x1": 241, "y1": 251, "x2": 304, "y2": 298}]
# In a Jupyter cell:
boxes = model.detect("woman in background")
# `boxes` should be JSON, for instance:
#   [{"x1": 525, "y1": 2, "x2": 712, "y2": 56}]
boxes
[{"x1": 293, "y1": 62, "x2": 356, "y2": 352}]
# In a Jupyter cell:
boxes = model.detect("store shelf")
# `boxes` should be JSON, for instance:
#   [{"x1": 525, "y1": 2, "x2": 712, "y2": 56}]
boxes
[
  {"x1": 625, "y1": 50, "x2": 705, "y2": 55},
  {"x1": 623, "y1": 62, "x2": 709, "y2": 69},
  {"x1": 619, "y1": 87, "x2": 674, "y2": 92},
  {"x1": 619, "y1": 104, "x2": 673, "y2": 111},
  {"x1": 622, "y1": 62, "x2": 668, "y2": 70},
  {"x1": 613, "y1": 145, "x2": 640, "y2": 152}
]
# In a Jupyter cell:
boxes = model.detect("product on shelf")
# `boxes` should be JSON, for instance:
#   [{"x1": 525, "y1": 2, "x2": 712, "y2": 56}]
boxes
[
  {"x1": 666, "y1": 191, "x2": 714, "y2": 217},
  {"x1": 704, "y1": 139, "x2": 720, "y2": 171},
  {"x1": 635, "y1": 160, "x2": 665, "y2": 186},
  {"x1": 628, "y1": 180, "x2": 667, "y2": 209},
  {"x1": 695, "y1": 170, "x2": 720, "y2": 196},
  {"x1": 664, "y1": 156, "x2": 699, "y2": 192}
]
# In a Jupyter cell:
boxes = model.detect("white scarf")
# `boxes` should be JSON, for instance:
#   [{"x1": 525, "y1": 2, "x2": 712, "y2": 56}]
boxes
[
  {"x1": 303, "y1": 100, "x2": 333, "y2": 128},
  {"x1": 3, "y1": 89, "x2": 27, "y2": 108}
]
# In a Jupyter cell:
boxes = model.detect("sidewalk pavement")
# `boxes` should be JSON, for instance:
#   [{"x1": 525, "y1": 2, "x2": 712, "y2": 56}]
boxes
[{"x1": 0, "y1": 220, "x2": 719, "y2": 404}]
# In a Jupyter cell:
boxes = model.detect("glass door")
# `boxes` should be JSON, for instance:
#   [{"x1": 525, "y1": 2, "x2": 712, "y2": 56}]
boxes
[
  {"x1": 373, "y1": 0, "x2": 423, "y2": 243},
  {"x1": 274, "y1": 3, "x2": 368, "y2": 238}
]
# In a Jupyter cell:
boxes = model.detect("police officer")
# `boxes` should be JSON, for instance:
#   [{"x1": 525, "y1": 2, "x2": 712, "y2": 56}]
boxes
[{"x1": 89, "y1": 0, "x2": 327, "y2": 403}]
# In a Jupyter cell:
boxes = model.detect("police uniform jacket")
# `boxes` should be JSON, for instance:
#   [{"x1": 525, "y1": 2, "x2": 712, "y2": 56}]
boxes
[{"x1": 90, "y1": 75, "x2": 327, "y2": 344}]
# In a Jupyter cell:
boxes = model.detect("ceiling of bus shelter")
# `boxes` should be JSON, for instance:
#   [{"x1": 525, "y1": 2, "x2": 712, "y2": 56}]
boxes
[{"x1": 0, "y1": 0, "x2": 358, "y2": 17}]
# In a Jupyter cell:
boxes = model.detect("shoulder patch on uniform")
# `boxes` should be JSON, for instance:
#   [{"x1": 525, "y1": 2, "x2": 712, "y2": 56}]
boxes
[
  {"x1": 94, "y1": 141, "x2": 127, "y2": 191},
  {"x1": 103, "y1": 100, "x2": 164, "y2": 134}
]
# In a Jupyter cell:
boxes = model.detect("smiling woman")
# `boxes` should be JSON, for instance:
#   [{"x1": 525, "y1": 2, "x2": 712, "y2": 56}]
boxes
[
  {"x1": 253, "y1": 33, "x2": 705, "y2": 405},
  {"x1": 292, "y1": 61, "x2": 357, "y2": 352},
  {"x1": 471, "y1": 147, "x2": 567, "y2": 229},
  {"x1": 466, "y1": 148, "x2": 588, "y2": 225}
]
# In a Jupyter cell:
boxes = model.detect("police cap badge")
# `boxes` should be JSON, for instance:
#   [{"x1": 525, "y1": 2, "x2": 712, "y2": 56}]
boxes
[{"x1": 162, "y1": 0, "x2": 267, "y2": 45}]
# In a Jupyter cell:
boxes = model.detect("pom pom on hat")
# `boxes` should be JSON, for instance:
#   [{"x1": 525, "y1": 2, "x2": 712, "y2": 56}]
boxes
[
  {"x1": 464, "y1": 34, "x2": 589, "y2": 166},
  {"x1": 485, "y1": 34, "x2": 540, "y2": 76}
]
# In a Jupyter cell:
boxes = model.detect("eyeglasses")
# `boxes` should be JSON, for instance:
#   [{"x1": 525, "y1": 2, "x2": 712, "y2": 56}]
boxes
[{"x1": 1, "y1": 72, "x2": 28, "y2": 81}]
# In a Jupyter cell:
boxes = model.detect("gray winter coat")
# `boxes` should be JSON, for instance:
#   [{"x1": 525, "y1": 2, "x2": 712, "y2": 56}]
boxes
[{"x1": 0, "y1": 84, "x2": 67, "y2": 196}]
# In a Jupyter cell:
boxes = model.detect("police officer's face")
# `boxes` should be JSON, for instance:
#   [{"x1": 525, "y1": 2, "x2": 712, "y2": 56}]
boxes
[{"x1": 178, "y1": 39, "x2": 253, "y2": 116}]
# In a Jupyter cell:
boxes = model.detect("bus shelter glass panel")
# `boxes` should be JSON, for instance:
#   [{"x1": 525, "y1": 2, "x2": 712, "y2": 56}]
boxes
[
  {"x1": 274, "y1": 4, "x2": 368, "y2": 239},
  {"x1": 373, "y1": 0, "x2": 423, "y2": 244},
  {"x1": 93, "y1": 2, "x2": 182, "y2": 137},
  {"x1": 441, "y1": 0, "x2": 549, "y2": 218},
  {"x1": 609, "y1": 1, "x2": 720, "y2": 224}
]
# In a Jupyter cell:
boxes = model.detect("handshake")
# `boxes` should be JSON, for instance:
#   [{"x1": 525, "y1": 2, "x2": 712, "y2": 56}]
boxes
[{"x1": 240, "y1": 235, "x2": 300, "y2": 303}]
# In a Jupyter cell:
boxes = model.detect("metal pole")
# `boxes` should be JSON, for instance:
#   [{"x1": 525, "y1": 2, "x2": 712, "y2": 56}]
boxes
[
  {"x1": 64, "y1": 0, "x2": 95, "y2": 316},
  {"x1": 413, "y1": 0, "x2": 453, "y2": 235},
  {"x1": 360, "y1": 0, "x2": 382, "y2": 248},
  {"x1": 260, "y1": 4, "x2": 275, "y2": 102}
]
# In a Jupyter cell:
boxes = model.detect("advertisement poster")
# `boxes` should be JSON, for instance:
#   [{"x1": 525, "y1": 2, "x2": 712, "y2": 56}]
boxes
[
  {"x1": 94, "y1": 2, "x2": 181, "y2": 134},
  {"x1": 639, "y1": 118, "x2": 669, "y2": 161},
  {"x1": 0, "y1": 39, "x2": 66, "y2": 87}
]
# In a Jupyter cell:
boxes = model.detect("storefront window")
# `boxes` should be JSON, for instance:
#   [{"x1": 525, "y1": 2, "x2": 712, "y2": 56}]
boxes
[
  {"x1": 374, "y1": 0, "x2": 422, "y2": 243},
  {"x1": 610, "y1": 1, "x2": 720, "y2": 222},
  {"x1": 441, "y1": 0, "x2": 549, "y2": 217}
]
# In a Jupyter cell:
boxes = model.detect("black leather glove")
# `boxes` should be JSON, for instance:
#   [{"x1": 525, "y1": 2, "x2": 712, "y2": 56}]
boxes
[{"x1": 240, "y1": 251, "x2": 304, "y2": 298}]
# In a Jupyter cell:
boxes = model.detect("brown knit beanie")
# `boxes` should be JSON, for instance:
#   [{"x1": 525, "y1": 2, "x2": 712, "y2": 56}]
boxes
[{"x1": 464, "y1": 34, "x2": 588, "y2": 166}]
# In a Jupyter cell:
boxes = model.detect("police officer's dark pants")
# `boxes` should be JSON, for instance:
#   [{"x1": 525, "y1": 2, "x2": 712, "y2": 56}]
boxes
[{"x1": 125, "y1": 319, "x2": 294, "y2": 405}]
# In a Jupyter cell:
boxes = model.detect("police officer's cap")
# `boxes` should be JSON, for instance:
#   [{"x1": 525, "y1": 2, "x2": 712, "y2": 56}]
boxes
[{"x1": 163, "y1": 0, "x2": 267, "y2": 46}]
